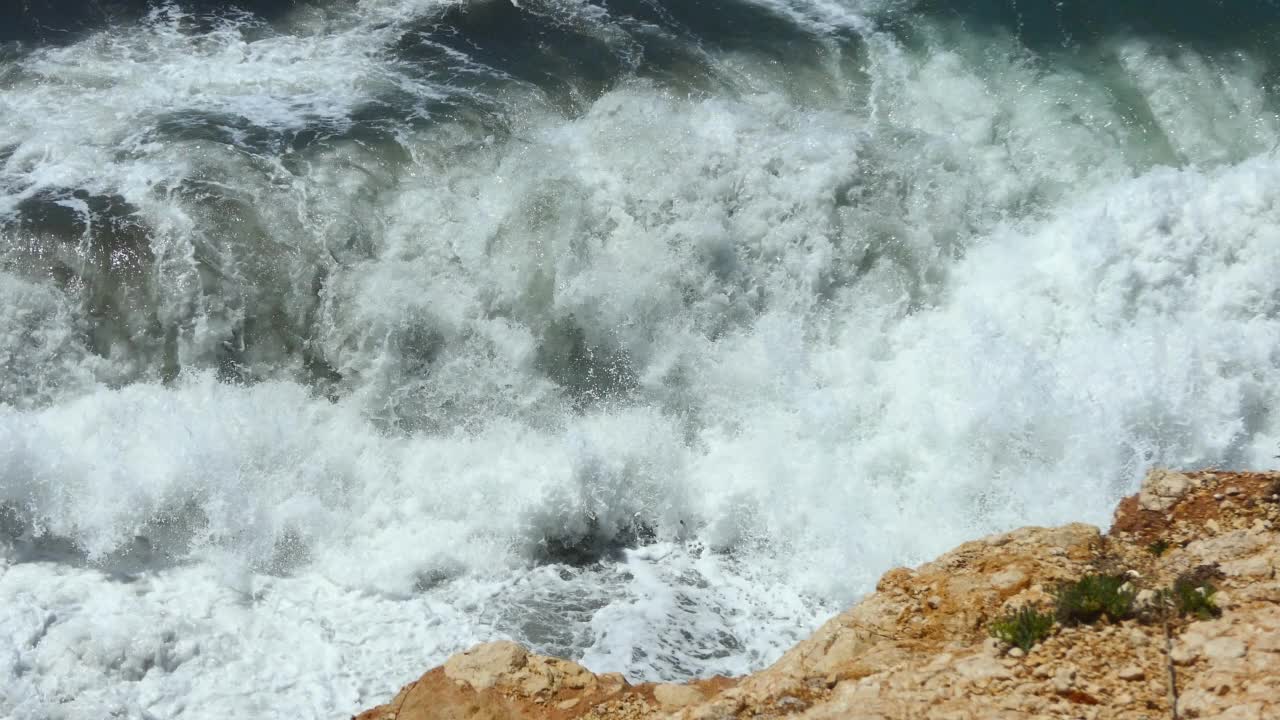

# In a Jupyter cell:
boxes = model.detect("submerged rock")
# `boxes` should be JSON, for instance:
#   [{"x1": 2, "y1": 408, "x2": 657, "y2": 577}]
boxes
[{"x1": 353, "y1": 469, "x2": 1280, "y2": 720}]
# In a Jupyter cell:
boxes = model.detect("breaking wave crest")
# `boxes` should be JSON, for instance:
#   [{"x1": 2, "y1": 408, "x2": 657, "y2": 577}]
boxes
[{"x1": 2, "y1": 1, "x2": 1279, "y2": 718}]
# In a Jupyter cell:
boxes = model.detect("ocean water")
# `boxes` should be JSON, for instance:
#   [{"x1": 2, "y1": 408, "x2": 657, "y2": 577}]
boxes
[{"x1": 1, "y1": 0, "x2": 1278, "y2": 717}]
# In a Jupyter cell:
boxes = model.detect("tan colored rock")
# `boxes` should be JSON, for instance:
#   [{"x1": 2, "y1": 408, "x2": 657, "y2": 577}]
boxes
[
  {"x1": 1171, "y1": 642, "x2": 1200, "y2": 666},
  {"x1": 1138, "y1": 469, "x2": 1196, "y2": 511},
  {"x1": 442, "y1": 641, "x2": 528, "y2": 690},
  {"x1": 1202, "y1": 636, "x2": 1246, "y2": 661},
  {"x1": 652, "y1": 684, "x2": 703, "y2": 708},
  {"x1": 1117, "y1": 665, "x2": 1144, "y2": 681},
  {"x1": 953, "y1": 654, "x2": 1012, "y2": 681},
  {"x1": 354, "y1": 470, "x2": 1280, "y2": 720}
]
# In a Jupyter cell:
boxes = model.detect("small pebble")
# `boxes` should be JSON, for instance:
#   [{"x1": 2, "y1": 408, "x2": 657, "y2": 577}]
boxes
[{"x1": 1052, "y1": 674, "x2": 1074, "y2": 693}]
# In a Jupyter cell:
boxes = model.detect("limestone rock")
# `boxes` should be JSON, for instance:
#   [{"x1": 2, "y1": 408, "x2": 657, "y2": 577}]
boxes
[
  {"x1": 1117, "y1": 665, "x2": 1144, "y2": 681},
  {"x1": 1138, "y1": 469, "x2": 1196, "y2": 512},
  {"x1": 443, "y1": 641, "x2": 528, "y2": 690},
  {"x1": 653, "y1": 684, "x2": 703, "y2": 708}
]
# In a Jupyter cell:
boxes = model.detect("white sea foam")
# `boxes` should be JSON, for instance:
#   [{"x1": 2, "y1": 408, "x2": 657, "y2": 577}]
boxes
[{"x1": 1, "y1": 1, "x2": 1279, "y2": 718}]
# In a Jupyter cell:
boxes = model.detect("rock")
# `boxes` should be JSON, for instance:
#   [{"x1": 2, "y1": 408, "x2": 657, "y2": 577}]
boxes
[
  {"x1": 1221, "y1": 556, "x2": 1275, "y2": 579},
  {"x1": 443, "y1": 641, "x2": 529, "y2": 690},
  {"x1": 1052, "y1": 667, "x2": 1076, "y2": 693},
  {"x1": 1127, "y1": 628, "x2": 1150, "y2": 647},
  {"x1": 1138, "y1": 469, "x2": 1196, "y2": 512},
  {"x1": 1202, "y1": 637, "x2": 1246, "y2": 661},
  {"x1": 1118, "y1": 666, "x2": 1144, "y2": 681},
  {"x1": 653, "y1": 684, "x2": 704, "y2": 708},
  {"x1": 956, "y1": 654, "x2": 1013, "y2": 681},
  {"x1": 1187, "y1": 531, "x2": 1268, "y2": 565},
  {"x1": 1171, "y1": 644, "x2": 1200, "y2": 666},
  {"x1": 990, "y1": 568, "x2": 1027, "y2": 592},
  {"x1": 599, "y1": 672, "x2": 629, "y2": 691}
]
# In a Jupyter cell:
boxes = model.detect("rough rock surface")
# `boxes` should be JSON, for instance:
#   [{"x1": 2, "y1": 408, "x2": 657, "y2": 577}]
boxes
[{"x1": 354, "y1": 470, "x2": 1280, "y2": 720}]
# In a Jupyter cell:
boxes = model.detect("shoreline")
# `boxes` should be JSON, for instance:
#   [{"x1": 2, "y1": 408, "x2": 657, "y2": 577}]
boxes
[{"x1": 353, "y1": 469, "x2": 1280, "y2": 720}]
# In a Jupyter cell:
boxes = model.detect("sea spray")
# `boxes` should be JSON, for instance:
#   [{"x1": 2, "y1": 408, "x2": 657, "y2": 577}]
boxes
[{"x1": 1, "y1": 1, "x2": 1279, "y2": 717}]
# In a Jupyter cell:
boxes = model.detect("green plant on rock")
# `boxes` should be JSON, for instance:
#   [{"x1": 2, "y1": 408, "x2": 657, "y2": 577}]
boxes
[
  {"x1": 1169, "y1": 565, "x2": 1223, "y2": 620},
  {"x1": 989, "y1": 605, "x2": 1055, "y2": 652},
  {"x1": 1052, "y1": 574, "x2": 1136, "y2": 626},
  {"x1": 1147, "y1": 539, "x2": 1171, "y2": 557},
  {"x1": 1149, "y1": 584, "x2": 1219, "y2": 622}
]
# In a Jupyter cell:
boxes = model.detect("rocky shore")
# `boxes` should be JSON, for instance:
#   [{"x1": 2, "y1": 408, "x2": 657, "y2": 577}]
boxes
[{"x1": 354, "y1": 470, "x2": 1280, "y2": 720}]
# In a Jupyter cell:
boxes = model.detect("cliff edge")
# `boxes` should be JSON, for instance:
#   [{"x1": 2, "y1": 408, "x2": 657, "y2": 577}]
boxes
[{"x1": 354, "y1": 470, "x2": 1280, "y2": 720}]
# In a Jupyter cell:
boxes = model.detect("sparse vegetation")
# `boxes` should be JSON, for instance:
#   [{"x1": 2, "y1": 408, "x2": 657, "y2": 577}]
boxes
[
  {"x1": 989, "y1": 606, "x2": 1055, "y2": 652},
  {"x1": 988, "y1": 552, "x2": 1230, "y2": 657},
  {"x1": 1170, "y1": 565, "x2": 1224, "y2": 620},
  {"x1": 1177, "y1": 563, "x2": 1225, "y2": 589},
  {"x1": 1147, "y1": 539, "x2": 1171, "y2": 557},
  {"x1": 1051, "y1": 574, "x2": 1136, "y2": 626},
  {"x1": 1169, "y1": 581, "x2": 1218, "y2": 620},
  {"x1": 1141, "y1": 565, "x2": 1225, "y2": 623},
  {"x1": 990, "y1": 573, "x2": 1145, "y2": 651}
]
